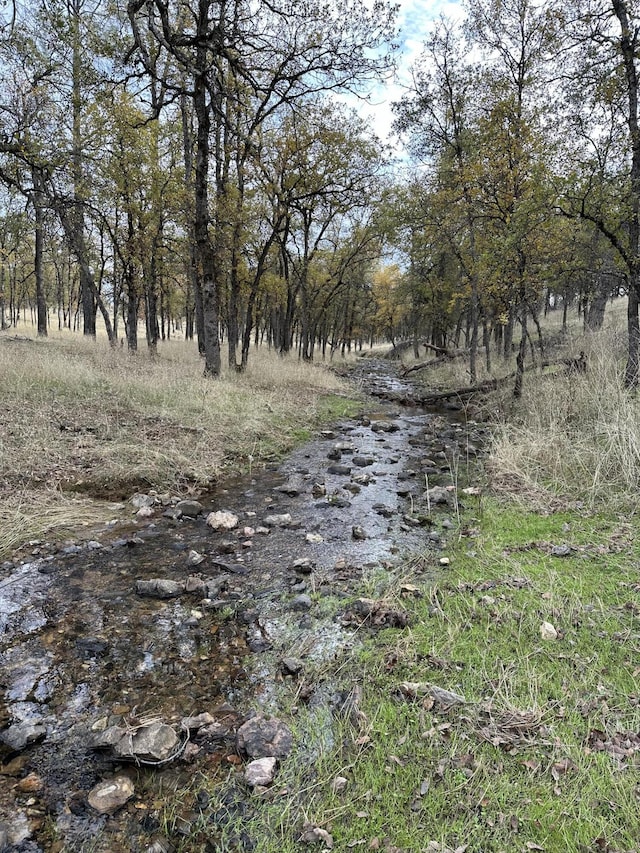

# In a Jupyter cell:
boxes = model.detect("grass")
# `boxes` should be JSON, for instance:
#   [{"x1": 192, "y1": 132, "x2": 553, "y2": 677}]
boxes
[
  {"x1": 0, "y1": 324, "x2": 360, "y2": 557},
  {"x1": 124, "y1": 498, "x2": 640, "y2": 853},
  {"x1": 203, "y1": 498, "x2": 638, "y2": 853},
  {"x1": 489, "y1": 327, "x2": 640, "y2": 511}
]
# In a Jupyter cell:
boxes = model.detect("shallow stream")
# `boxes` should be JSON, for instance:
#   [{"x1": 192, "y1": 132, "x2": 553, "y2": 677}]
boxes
[{"x1": 0, "y1": 359, "x2": 487, "y2": 853}]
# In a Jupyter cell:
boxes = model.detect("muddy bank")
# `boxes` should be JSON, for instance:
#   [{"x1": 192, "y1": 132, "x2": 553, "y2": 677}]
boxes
[{"x1": 0, "y1": 360, "x2": 488, "y2": 853}]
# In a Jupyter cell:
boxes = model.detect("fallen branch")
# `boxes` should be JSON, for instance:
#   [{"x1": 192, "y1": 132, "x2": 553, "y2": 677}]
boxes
[
  {"x1": 401, "y1": 349, "x2": 468, "y2": 376},
  {"x1": 415, "y1": 375, "x2": 513, "y2": 405}
]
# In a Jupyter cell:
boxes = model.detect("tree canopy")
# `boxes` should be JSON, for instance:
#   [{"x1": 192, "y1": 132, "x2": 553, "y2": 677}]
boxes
[{"x1": 1, "y1": 0, "x2": 639, "y2": 386}]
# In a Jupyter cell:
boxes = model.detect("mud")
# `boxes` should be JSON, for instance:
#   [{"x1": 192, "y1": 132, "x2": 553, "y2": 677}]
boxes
[{"x1": 0, "y1": 359, "x2": 488, "y2": 852}]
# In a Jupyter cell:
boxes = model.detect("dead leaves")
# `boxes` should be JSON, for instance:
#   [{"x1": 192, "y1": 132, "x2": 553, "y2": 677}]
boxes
[
  {"x1": 396, "y1": 681, "x2": 467, "y2": 710},
  {"x1": 300, "y1": 824, "x2": 333, "y2": 848},
  {"x1": 587, "y1": 729, "x2": 640, "y2": 766},
  {"x1": 477, "y1": 705, "x2": 548, "y2": 752}
]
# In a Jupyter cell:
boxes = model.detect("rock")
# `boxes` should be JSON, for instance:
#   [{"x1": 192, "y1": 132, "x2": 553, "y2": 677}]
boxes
[
  {"x1": 327, "y1": 464, "x2": 351, "y2": 476},
  {"x1": 144, "y1": 837, "x2": 175, "y2": 853},
  {"x1": 305, "y1": 532, "x2": 324, "y2": 544},
  {"x1": 130, "y1": 493, "x2": 154, "y2": 509},
  {"x1": 87, "y1": 775, "x2": 135, "y2": 814},
  {"x1": 352, "y1": 526, "x2": 367, "y2": 540},
  {"x1": 94, "y1": 721, "x2": 180, "y2": 763},
  {"x1": 0, "y1": 823, "x2": 7, "y2": 853},
  {"x1": 237, "y1": 716, "x2": 293, "y2": 758},
  {"x1": 136, "y1": 505, "x2": 155, "y2": 519},
  {"x1": 373, "y1": 503, "x2": 394, "y2": 518},
  {"x1": 15, "y1": 772, "x2": 43, "y2": 793},
  {"x1": 334, "y1": 442, "x2": 355, "y2": 453},
  {"x1": 0, "y1": 722, "x2": 46, "y2": 752},
  {"x1": 207, "y1": 511, "x2": 239, "y2": 530},
  {"x1": 352, "y1": 472, "x2": 372, "y2": 485},
  {"x1": 291, "y1": 594, "x2": 312, "y2": 611},
  {"x1": 204, "y1": 576, "x2": 229, "y2": 597},
  {"x1": 327, "y1": 494, "x2": 351, "y2": 508},
  {"x1": 127, "y1": 721, "x2": 179, "y2": 760},
  {"x1": 181, "y1": 712, "x2": 215, "y2": 732},
  {"x1": 176, "y1": 500, "x2": 204, "y2": 517},
  {"x1": 136, "y1": 578, "x2": 185, "y2": 598},
  {"x1": 217, "y1": 539, "x2": 237, "y2": 554},
  {"x1": 425, "y1": 486, "x2": 452, "y2": 505},
  {"x1": 185, "y1": 575, "x2": 206, "y2": 594},
  {"x1": 439, "y1": 557, "x2": 450, "y2": 566},
  {"x1": 350, "y1": 598, "x2": 375, "y2": 616},
  {"x1": 540, "y1": 621, "x2": 558, "y2": 640},
  {"x1": 264, "y1": 513, "x2": 292, "y2": 527},
  {"x1": 292, "y1": 558, "x2": 314, "y2": 574},
  {"x1": 550, "y1": 544, "x2": 572, "y2": 557},
  {"x1": 187, "y1": 549, "x2": 206, "y2": 566},
  {"x1": 245, "y1": 756, "x2": 277, "y2": 787},
  {"x1": 281, "y1": 657, "x2": 304, "y2": 675},
  {"x1": 352, "y1": 456, "x2": 374, "y2": 467},
  {"x1": 300, "y1": 825, "x2": 334, "y2": 847},
  {"x1": 276, "y1": 477, "x2": 306, "y2": 496}
]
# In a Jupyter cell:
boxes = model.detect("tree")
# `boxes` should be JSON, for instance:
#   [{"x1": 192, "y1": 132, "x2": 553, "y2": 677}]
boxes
[
  {"x1": 556, "y1": 0, "x2": 640, "y2": 385},
  {"x1": 127, "y1": 0, "x2": 397, "y2": 375}
]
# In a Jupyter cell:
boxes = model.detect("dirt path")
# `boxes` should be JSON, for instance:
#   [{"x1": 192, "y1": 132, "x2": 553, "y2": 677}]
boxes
[{"x1": 0, "y1": 360, "x2": 487, "y2": 853}]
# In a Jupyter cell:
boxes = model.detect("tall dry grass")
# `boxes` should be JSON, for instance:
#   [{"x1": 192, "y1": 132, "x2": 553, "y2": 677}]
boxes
[
  {"x1": 0, "y1": 325, "x2": 354, "y2": 554},
  {"x1": 489, "y1": 328, "x2": 640, "y2": 509}
]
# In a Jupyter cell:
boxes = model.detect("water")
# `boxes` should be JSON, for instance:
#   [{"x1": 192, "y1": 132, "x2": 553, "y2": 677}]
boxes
[{"x1": 0, "y1": 360, "x2": 488, "y2": 852}]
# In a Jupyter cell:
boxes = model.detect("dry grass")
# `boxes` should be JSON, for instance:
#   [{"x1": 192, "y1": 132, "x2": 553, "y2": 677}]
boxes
[
  {"x1": 0, "y1": 323, "x2": 355, "y2": 555},
  {"x1": 489, "y1": 326, "x2": 640, "y2": 510}
]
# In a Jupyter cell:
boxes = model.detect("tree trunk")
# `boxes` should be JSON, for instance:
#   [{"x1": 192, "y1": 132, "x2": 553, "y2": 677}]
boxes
[
  {"x1": 194, "y1": 16, "x2": 221, "y2": 377},
  {"x1": 33, "y1": 169, "x2": 47, "y2": 337},
  {"x1": 513, "y1": 310, "x2": 528, "y2": 398},
  {"x1": 625, "y1": 287, "x2": 640, "y2": 387}
]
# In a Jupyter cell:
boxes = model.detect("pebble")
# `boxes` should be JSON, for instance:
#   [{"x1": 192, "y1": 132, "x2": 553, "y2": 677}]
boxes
[
  {"x1": 291, "y1": 594, "x2": 312, "y2": 611},
  {"x1": 245, "y1": 757, "x2": 277, "y2": 787}
]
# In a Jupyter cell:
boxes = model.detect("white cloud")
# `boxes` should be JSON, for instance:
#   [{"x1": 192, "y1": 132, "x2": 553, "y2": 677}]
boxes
[{"x1": 351, "y1": 0, "x2": 464, "y2": 149}]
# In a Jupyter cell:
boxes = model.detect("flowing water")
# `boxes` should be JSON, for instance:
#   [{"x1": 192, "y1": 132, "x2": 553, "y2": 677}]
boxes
[{"x1": 0, "y1": 359, "x2": 487, "y2": 853}]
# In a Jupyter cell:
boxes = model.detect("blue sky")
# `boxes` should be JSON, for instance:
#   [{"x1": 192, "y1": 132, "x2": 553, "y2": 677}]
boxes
[{"x1": 360, "y1": 0, "x2": 464, "y2": 145}]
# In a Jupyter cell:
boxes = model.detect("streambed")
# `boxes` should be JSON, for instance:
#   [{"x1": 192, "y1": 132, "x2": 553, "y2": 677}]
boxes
[{"x1": 0, "y1": 360, "x2": 487, "y2": 853}]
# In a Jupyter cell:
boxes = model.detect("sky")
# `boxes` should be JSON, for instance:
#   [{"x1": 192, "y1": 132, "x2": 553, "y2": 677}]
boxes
[{"x1": 356, "y1": 0, "x2": 464, "y2": 148}]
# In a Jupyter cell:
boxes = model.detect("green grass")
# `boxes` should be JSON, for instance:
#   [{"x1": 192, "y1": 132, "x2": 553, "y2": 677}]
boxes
[{"x1": 212, "y1": 497, "x2": 640, "y2": 853}]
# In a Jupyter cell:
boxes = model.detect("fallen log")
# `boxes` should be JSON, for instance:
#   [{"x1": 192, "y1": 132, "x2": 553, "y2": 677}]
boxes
[
  {"x1": 412, "y1": 354, "x2": 587, "y2": 405},
  {"x1": 415, "y1": 375, "x2": 514, "y2": 405},
  {"x1": 401, "y1": 349, "x2": 468, "y2": 376}
]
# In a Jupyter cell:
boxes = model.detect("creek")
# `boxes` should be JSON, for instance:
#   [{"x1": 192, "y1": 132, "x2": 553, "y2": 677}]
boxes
[{"x1": 0, "y1": 359, "x2": 488, "y2": 853}]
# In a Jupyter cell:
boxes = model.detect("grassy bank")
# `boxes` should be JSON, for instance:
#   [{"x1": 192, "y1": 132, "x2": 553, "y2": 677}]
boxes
[
  {"x1": 164, "y1": 324, "x2": 640, "y2": 853},
  {"x1": 219, "y1": 499, "x2": 638, "y2": 853},
  {"x1": 0, "y1": 327, "x2": 358, "y2": 556}
]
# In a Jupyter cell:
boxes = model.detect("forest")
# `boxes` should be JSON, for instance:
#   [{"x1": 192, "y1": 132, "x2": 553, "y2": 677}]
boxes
[{"x1": 1, "y1": 0, "x2": 639, "y2": 388}]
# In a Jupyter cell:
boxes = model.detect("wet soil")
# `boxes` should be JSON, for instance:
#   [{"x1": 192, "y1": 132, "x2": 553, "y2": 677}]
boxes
[{"x1": 0, "y1": 360, "x2": 488, "y2": 853}]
